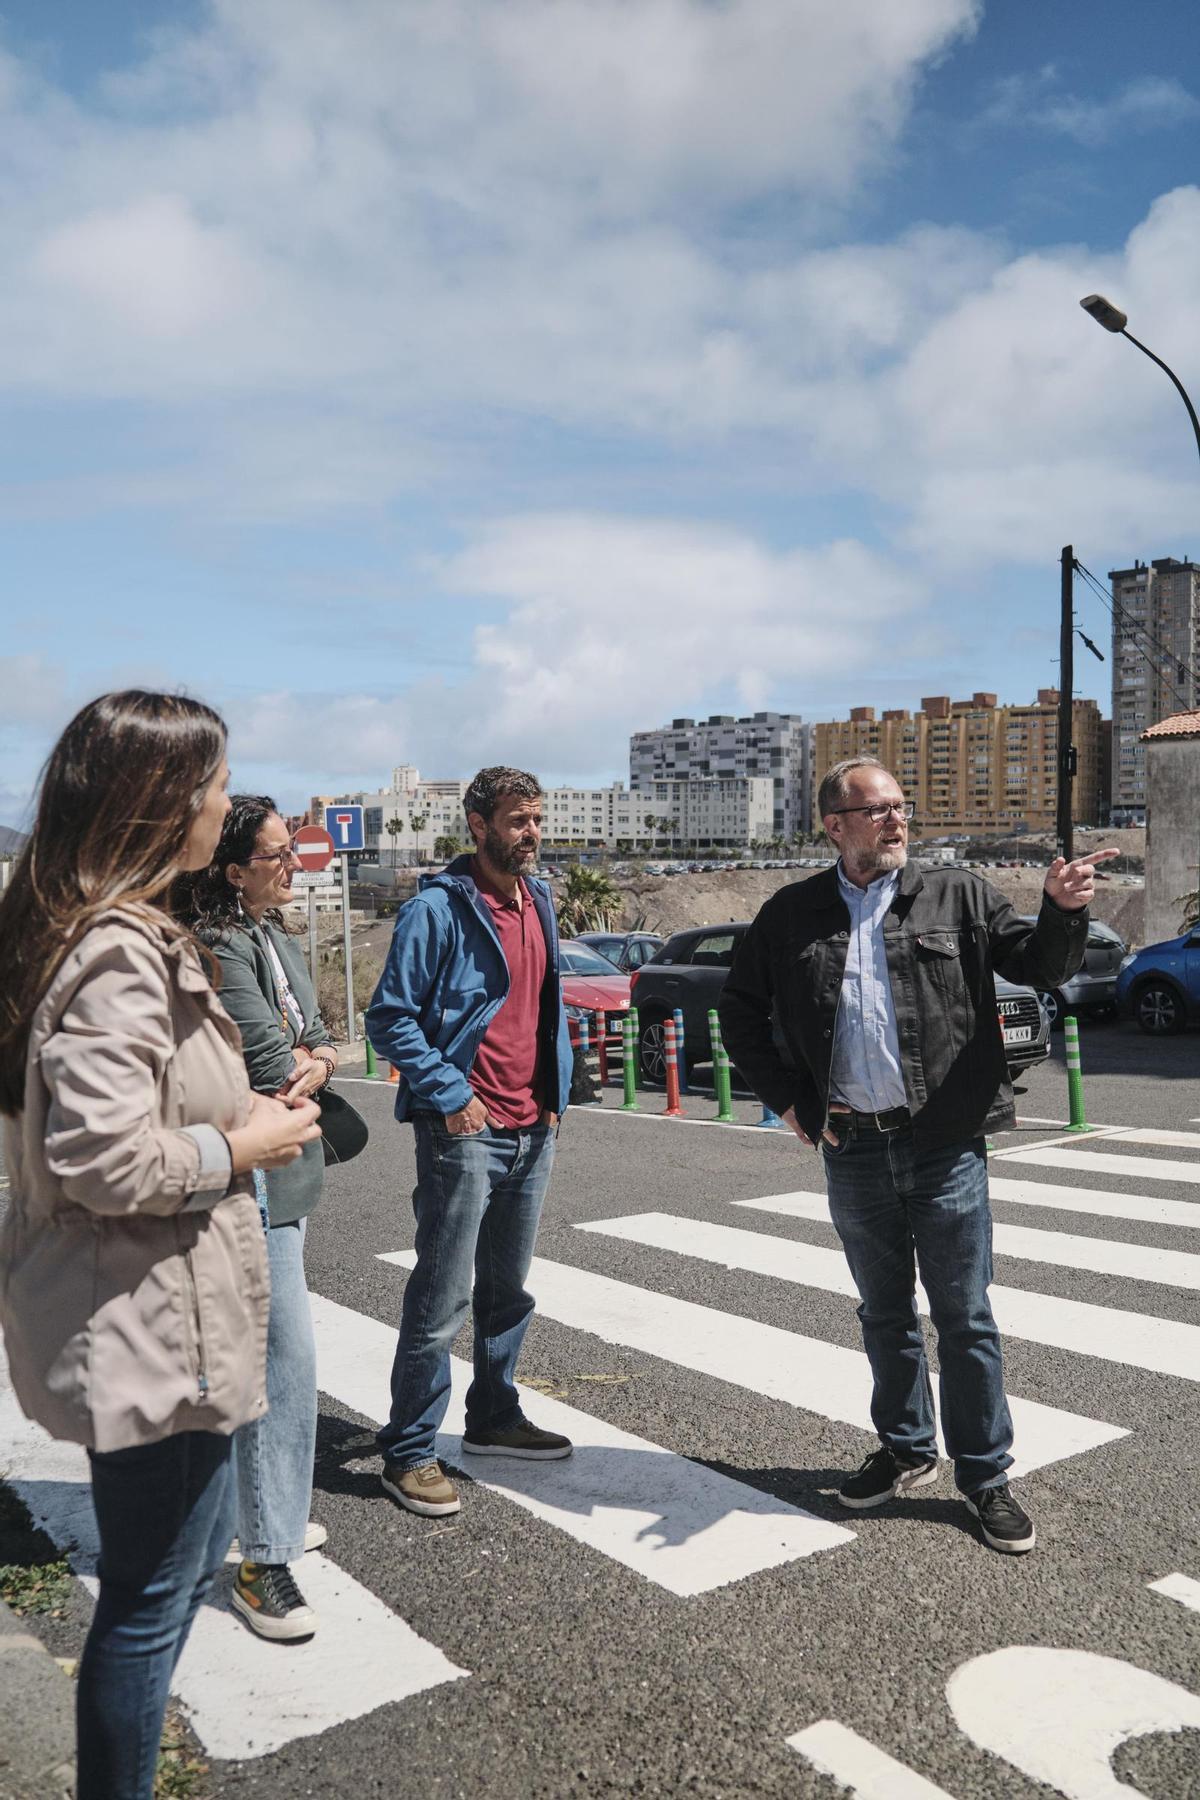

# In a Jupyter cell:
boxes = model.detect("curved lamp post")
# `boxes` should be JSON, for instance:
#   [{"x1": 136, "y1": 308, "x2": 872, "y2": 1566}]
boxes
[{"x1": 1079, "y1": 294, "x2": 1200, "y2": 467}]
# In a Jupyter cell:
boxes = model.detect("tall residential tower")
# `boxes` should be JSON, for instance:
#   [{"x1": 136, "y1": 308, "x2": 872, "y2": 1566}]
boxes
[{"x1": 1109, "y1": 557, "x2": 1200, "y2": 823}]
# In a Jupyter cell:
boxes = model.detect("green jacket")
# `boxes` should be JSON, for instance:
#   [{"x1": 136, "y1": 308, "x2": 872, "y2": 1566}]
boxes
[{"x1": 203, "y1": 916, "x2": 333, "y2": 1227}]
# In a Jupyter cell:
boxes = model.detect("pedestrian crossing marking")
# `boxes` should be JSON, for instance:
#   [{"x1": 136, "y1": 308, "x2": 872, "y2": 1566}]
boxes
[
  {"x1": 787, "y1": 1720, "x2": 958, "y2": 1798},
  {"x1": 987, "y1": 1176, "x2": 1200, "y2": 1232},
  {"x1": 577, "y1": 1212, "x2": 1200, "y2": 1383},
  {"x1": 383, "y1": 1253, "x2": 1125, "y2": 1478},
  {"x1": 1000, "y1": 1146, "x2": 1200, "y2": 1185},
  {"x1": 731, "y1": 1191, "x2": 1200, "y2": 1290},
  {"x1": 0, "y1": 1343, "x2": 466, "y2": 1761},
  {"x1": 310, "y1": 1292, "x2": 856, "y2": 1594},
  {"x1": 1149, "y1": 1572, "x2": 1200, "y2": 1615},
  {"x1": 1102, "y1": 1127, "x2": 1200, "y2": 1151}
]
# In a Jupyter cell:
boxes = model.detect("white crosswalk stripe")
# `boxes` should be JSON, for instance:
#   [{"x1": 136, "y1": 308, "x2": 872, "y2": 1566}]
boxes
[
  {"x1": 1149, "y1": 1572, "x2": 1200, "y2": 1615},
  {"x1": 575, "y1": 1212, "x2": 1200, "y2": 1381},
  {"x1": 1000, "y1": 1145, "x2": 1200, "y2": 1185},
  {"x1": 0, "y1": 1343, "x2": 467, "y2": 1761},
  {"x1": 381, "y1": 1251, "x2": 1126, "y2": 1478},
  {"x1": 309, "y1": 1291, "x2": 855, "y2": 1594},
  {"x1": 987, "y1": 1175, "x2": 1200, "y2": 1231},
  {"x1": 730, "y1": 1190, "x2": 1200, "y2": 1289}
]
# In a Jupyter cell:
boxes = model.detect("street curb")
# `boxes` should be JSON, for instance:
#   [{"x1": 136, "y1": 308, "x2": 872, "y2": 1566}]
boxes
[{"x1": 0, "y1": 1595, "x2": 76, "y2": 1797}]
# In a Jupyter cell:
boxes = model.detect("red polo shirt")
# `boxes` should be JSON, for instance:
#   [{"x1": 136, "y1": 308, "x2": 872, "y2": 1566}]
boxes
[{"x1": 470, "y1": 871, "x2": 547, "y2": 1127}]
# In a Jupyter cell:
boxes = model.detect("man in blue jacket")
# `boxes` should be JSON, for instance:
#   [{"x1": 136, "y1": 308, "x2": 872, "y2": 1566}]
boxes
[{"x1": 366, "y1": 766, "x2": 575, "y2": 1516}]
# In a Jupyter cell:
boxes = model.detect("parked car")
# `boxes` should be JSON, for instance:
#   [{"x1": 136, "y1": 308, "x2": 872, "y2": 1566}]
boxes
[
  {"x1": 575, "y1": 930, "x2": 665, "y2": 973},
  {"x1": 559, "y1": 940, "x2": 631, "y2": 1049},
  {"x1": 1116, "y1": 927, "x2": 1200, "y2": 1034},
  {"x1": 1017, "y1": 915, "x2": 1127, "y2": 1028},
  {"x1": 631, "y1": 923, "x2": 1049, "y2": 1084}
]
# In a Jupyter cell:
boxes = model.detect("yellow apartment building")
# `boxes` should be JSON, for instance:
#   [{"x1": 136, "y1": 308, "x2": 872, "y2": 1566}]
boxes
[{"x1": 812, "y1": 691, "x2": 1105, "y2": 834}]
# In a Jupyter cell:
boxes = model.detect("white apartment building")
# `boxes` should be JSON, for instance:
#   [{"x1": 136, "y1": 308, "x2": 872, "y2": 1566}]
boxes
[
  {"x1": 629, "y1": 712, "x2": 813, "y2": 836},
  {"x1": 315, "y1": 770, "x2": 774, "y2": 861},
  {"x1": 1110, "y1": 556, "x2": 1200, "y2": 823}
]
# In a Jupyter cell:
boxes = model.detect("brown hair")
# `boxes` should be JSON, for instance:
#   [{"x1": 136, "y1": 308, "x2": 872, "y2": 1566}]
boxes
[
  {"x1": 0, "y1": 690, "x2": 227, "y2": 1115},
  {"x1": 817, "y1": 755, "x2": 891, "y2": 822},
  {"x1": 463, "y1": 766, "x2": 542, "y2": 824}
]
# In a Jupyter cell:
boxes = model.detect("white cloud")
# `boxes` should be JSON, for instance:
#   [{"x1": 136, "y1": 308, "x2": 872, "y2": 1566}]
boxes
[{"x1": 984, "y1": 68, "x2": 1200, "y2": 147}]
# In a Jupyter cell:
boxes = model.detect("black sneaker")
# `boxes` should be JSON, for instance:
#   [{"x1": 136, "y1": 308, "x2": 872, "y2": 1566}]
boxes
[
  {"x1": 231, "y1": 1560, "x2": 318, "y2": 1641},
  {"x1": 966, "y1": 1483, "x2": 1036, "y2": 1554},
  {"x1": 838, "y1": 1446, "x2": 938, "y2": 1510},
  {"x1": 461, "y1": 1418, "x2": 572, "y2": 1460}
]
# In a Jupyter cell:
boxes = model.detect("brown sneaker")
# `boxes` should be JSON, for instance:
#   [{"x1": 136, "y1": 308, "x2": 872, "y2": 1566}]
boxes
[
  {"x1": 462, "y1": 1418, "x2": 573, "y2": 1460},
  {"x1": 381, "y1": 1458, "x2": 461, "y2": 1516}
]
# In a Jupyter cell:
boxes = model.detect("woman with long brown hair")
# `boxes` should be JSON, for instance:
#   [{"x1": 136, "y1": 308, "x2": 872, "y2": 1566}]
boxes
[{"x1": 0, "y1": 690, "x2": 321, "y2": 1800}]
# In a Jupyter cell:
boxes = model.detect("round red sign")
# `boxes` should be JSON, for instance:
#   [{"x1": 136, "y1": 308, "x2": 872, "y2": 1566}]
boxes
[{"x1": 292, "y1": 825, "x2": 335, "y2": 872}]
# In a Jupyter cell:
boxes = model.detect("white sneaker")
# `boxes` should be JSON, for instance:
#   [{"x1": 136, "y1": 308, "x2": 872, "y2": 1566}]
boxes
[{"x1": 229, "y1": 1519, "x2": 327, "y2": 1562}]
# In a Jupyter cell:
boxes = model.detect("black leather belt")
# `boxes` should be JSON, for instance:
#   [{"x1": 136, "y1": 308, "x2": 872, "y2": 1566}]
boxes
[{"x1": 830, "y1": 1105, "x2": 911, "y2": 1134}]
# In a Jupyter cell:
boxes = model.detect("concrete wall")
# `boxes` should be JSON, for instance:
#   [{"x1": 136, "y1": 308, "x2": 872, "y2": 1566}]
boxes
[{"x1": 1144, "y1": 738, "x2": 1200, "y2": 945}]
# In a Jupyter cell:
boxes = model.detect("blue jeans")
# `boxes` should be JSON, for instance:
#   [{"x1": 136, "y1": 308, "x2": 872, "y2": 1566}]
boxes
[
  {"x1": 234, "y1": 1216, "x2": 316, "y2": 1564},
  {"x1": 379, "y1": 1118, "x2": 556, "y2": 1467},
  {"x1": 77, "y1": 1431, "x2": 235, "y2": 1800},
  {"x1": 822, "y1": 1127, "x2": 1014, "y2": 1495}
]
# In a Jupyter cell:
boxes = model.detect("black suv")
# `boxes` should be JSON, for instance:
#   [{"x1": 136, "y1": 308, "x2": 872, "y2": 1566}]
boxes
[{"x1": 630, "y1": 921, "x2": 1049, "y2": 1086}]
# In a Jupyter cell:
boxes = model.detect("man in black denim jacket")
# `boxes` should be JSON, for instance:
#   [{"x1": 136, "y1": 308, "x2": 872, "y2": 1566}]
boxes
[{"x1": 719, "y1": 756, "x2": 1116, "y2": 1555}]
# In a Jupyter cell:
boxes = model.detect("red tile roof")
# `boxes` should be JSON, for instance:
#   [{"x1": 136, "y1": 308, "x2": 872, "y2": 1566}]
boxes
[{"x1": 1141, "y1": 710, "x2": 1200, "y2": 740}]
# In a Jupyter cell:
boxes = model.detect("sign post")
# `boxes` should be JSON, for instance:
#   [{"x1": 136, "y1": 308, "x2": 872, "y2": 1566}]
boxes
[
  {"x1": 293, "y1": 826, "x2": 336, "y2": 990},
  {"x1": 322, "y1": 807, "x2": 365, "y2": 1045}
]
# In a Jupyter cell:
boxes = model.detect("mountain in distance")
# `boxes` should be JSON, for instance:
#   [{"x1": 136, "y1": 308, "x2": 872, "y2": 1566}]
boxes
[{"x1": 0, "y1": 825, "x2": 29, "y2": 856}]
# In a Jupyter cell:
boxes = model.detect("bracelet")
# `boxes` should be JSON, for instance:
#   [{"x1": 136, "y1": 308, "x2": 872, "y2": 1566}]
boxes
[{"x1": 312, "y1": 1051, "x2": 337, "y2": 1087}]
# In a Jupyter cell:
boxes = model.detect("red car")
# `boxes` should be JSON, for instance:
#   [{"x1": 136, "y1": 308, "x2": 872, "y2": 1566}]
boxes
[{"x1": 559, "y1": 940, "x2": 631, "y2": 1050}]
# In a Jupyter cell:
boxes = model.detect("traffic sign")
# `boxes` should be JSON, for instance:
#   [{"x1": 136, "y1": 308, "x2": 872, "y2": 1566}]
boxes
[
  {"x1": 293, "y1": 825, "x2": 335, "y2": 872},
  {"x1": 291, "y1": 870, "x2": 336, "y2": 890},
  {"x1": 323, "y1": 805, "x2": 365, "y2": 853}
]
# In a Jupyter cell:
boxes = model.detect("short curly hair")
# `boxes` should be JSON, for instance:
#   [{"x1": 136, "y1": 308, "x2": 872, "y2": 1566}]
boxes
[{"x1": 463, "y1": 766, "x2": 542, "y2": 823}]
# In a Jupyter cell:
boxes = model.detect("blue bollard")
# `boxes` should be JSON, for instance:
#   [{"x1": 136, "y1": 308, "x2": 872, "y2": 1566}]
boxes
[{"x1": 755, "y1": 1104, "x2": 785, "y2": 1129}]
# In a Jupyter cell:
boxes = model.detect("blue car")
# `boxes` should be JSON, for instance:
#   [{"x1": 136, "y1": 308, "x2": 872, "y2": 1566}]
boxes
[{"x1": 1116, "y1": 928, "x2": 1200, "y2": 1034}]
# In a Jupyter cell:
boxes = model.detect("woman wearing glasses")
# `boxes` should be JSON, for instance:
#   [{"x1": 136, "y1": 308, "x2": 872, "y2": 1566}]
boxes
[{"x1": 177, "y1": 797, "x2": 338, "y2": 1642}]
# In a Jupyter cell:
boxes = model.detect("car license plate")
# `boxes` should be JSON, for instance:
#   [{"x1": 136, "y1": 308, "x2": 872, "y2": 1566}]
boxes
[{"x1": 1003, "y1": 1025, "x2": 1033, "y2": 1045}]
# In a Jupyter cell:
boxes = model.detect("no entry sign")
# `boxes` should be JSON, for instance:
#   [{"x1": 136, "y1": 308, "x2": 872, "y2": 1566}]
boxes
[{"x1": 293, "y1": 825, "x2": 335, "y2": 872}]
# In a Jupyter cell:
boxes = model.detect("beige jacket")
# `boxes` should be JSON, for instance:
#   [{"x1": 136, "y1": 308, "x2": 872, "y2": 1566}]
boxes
[{"x1": 0, "y1": 910, "x2": 269, "y2": 1452}]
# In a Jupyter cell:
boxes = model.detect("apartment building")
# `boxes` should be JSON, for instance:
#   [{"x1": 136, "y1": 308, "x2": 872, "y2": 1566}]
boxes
[
  {"x1": 812, "y1": 691, "x2": 1105, "y2": 834},
  {"x1": 1109, "y1": 556, "x2": 1200, "y2": 823},
  {"x1": 629, "y1": 712, "x2": 812, "y2": 837},
  {"x1": 313, "y1": 770, "x2": 774, "y2": 859}
]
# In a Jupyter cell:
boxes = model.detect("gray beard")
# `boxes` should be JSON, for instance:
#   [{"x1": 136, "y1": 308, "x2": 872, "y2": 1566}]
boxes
[
  {"x1": 845, "y1": 843, "x2": 908, "y2": 878},
  {"x1": 483, "y1": 825, "x2": 537, "y2": 876}
]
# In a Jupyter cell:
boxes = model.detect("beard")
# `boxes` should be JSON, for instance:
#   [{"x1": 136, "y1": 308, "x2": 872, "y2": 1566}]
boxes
[
  {"x1": 844, "y1": 841, "x2": 908, "y2": 878},
  {"x1": 483, "y1": 823, "x2": 538, "y2": 876}
]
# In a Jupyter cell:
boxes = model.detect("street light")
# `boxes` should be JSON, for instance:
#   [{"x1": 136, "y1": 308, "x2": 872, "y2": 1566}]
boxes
[{"x1": 1079, "y1": 293, "x2": 1200, "y2": 468}]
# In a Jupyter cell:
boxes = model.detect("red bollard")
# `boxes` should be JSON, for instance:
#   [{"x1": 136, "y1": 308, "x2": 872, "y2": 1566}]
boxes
[
  {"x1": 663, "y1": 1017, "x2": 683, "y2": 1117},
  {"x1": 596, "y1": 1011, "x2": 609, "y2": 1087}
]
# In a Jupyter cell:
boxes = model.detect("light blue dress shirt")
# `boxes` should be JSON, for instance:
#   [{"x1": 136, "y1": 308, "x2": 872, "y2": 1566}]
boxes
[{"x1": 828, "y1": 862, "x2": 907, "y2": 1113}]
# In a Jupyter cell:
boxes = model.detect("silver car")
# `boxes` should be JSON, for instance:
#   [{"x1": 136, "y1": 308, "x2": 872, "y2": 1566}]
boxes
[{"x1": 1019, "y1": 916, "x2": 1127, "y2": 1029}]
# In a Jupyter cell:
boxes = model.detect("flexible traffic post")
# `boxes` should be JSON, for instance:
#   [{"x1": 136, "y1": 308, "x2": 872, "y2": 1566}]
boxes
[
  {"x1": 387, "y1": 1061, "x2": 399, "y2": 1084},
  {"x1": 673, "y1": 1007, "x2": 688, "y2": 1093},
  {"x1": 629, "y1": 1004, "x2": 641, "y2": 1089},
  {"x1": 578, "y1": 1011, "x2": 590, "y2": 1056},
  {"x1": 621, "y1": 1014, "x2": 638, "y2": 1111},
  {"x1": 715, "y1": 1045, "x2": 734, "y2": 1123},
  {"x1": 596, "y1": 1010, "x2": 609, "y2": 1087},
  {"x1": 364, "y1": 1040, "x2": 378, "y2": 1080},
  {"x1": 755, "y1": 1103, "x2": 784, "y2": 1129},
  {"x1": 707, "y1": 1007, "x2": 721, "y2": 1092},
  {"x1": 663, "y1": 1018, "x2": 683, "y2": 1117},
  {"x1": 1064, "y1": 1015, "x2": 1092, "y2": 1133}
]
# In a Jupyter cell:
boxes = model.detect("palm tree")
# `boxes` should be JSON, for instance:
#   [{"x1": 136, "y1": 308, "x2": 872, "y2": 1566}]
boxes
[
  {"x1": 556, "y1": 865, "x2": 622, "y2": 935},
  {"x1": 407, "y1": 810, "x2": 429, "y2": 866},
  {"x1": 385, "y1": 815, "x2": 403, "y2": 868},
  {"x1": 643, "y1": 812, "x2": 660, "y2": 851},
  {"x1": 433, "y1": 833, "x2": 462, "y2": 863}
]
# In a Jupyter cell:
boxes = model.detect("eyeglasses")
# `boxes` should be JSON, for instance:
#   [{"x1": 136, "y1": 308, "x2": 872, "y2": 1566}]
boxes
[
  {"x1": 830, "y1": 801, "x2": 915, "y2": 824},
  {"x1": 245, "y1": 844, "x2": 300, "y2": 868}
]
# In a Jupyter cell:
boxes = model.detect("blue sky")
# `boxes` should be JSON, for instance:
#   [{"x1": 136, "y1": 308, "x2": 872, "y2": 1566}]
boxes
[{"x1": 2, "y1": 0, "x2": 1198, "y2": 825}]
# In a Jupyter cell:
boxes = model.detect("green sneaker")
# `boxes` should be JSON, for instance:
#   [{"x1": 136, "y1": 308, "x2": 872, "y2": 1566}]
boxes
[
  {"x1": 231, "y1": 1560, "x2": 318, "y2": 1641},
  {"x1": 462, "y1": 1418, "x2": 573, "y2": 1460}
]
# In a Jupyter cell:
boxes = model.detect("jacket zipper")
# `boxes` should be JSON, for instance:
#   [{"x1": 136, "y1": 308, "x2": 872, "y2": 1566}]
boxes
[{"x1": 183, "y1": 1247, "x2": 209, "y2": 1402}]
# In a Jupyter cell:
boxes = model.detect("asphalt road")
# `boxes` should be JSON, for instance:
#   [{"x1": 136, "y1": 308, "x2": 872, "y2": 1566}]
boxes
[{"x1": 3, "y1": 1022, "x2": 1200, "y2": 1798}]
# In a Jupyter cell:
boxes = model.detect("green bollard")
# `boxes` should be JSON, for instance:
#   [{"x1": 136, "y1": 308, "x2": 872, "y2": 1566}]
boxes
[
  {"x1": 1064, "y1": 1015, "x2": 1093, "y2": 1133},
  {"x1": 715, "y1": 1046, "x2": 734, "y2": 1123},
  {"x1": 621, "y1": 1015, "x2": 639, "y2": 1111},
  {"x1": 364, "y1": 1039, "x2": 378, "y2": 1080},
  {"x1": 629, "y1": 1005, "x2": 641, "y2": 1089},
  {"x1": 707, "y1": 1007, "x2": 721, "y2": 1093}
]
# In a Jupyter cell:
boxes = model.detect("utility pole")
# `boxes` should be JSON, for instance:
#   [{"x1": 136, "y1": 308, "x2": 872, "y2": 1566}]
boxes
[{"x1": 1057, "y1": 545, "x2": 1075, "y2": 864}]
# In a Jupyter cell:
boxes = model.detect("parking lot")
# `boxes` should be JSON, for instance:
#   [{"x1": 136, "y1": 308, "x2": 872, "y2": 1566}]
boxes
[{"x1": 3, "y1": 1023, "x2": 1200, "y2": 1797}]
